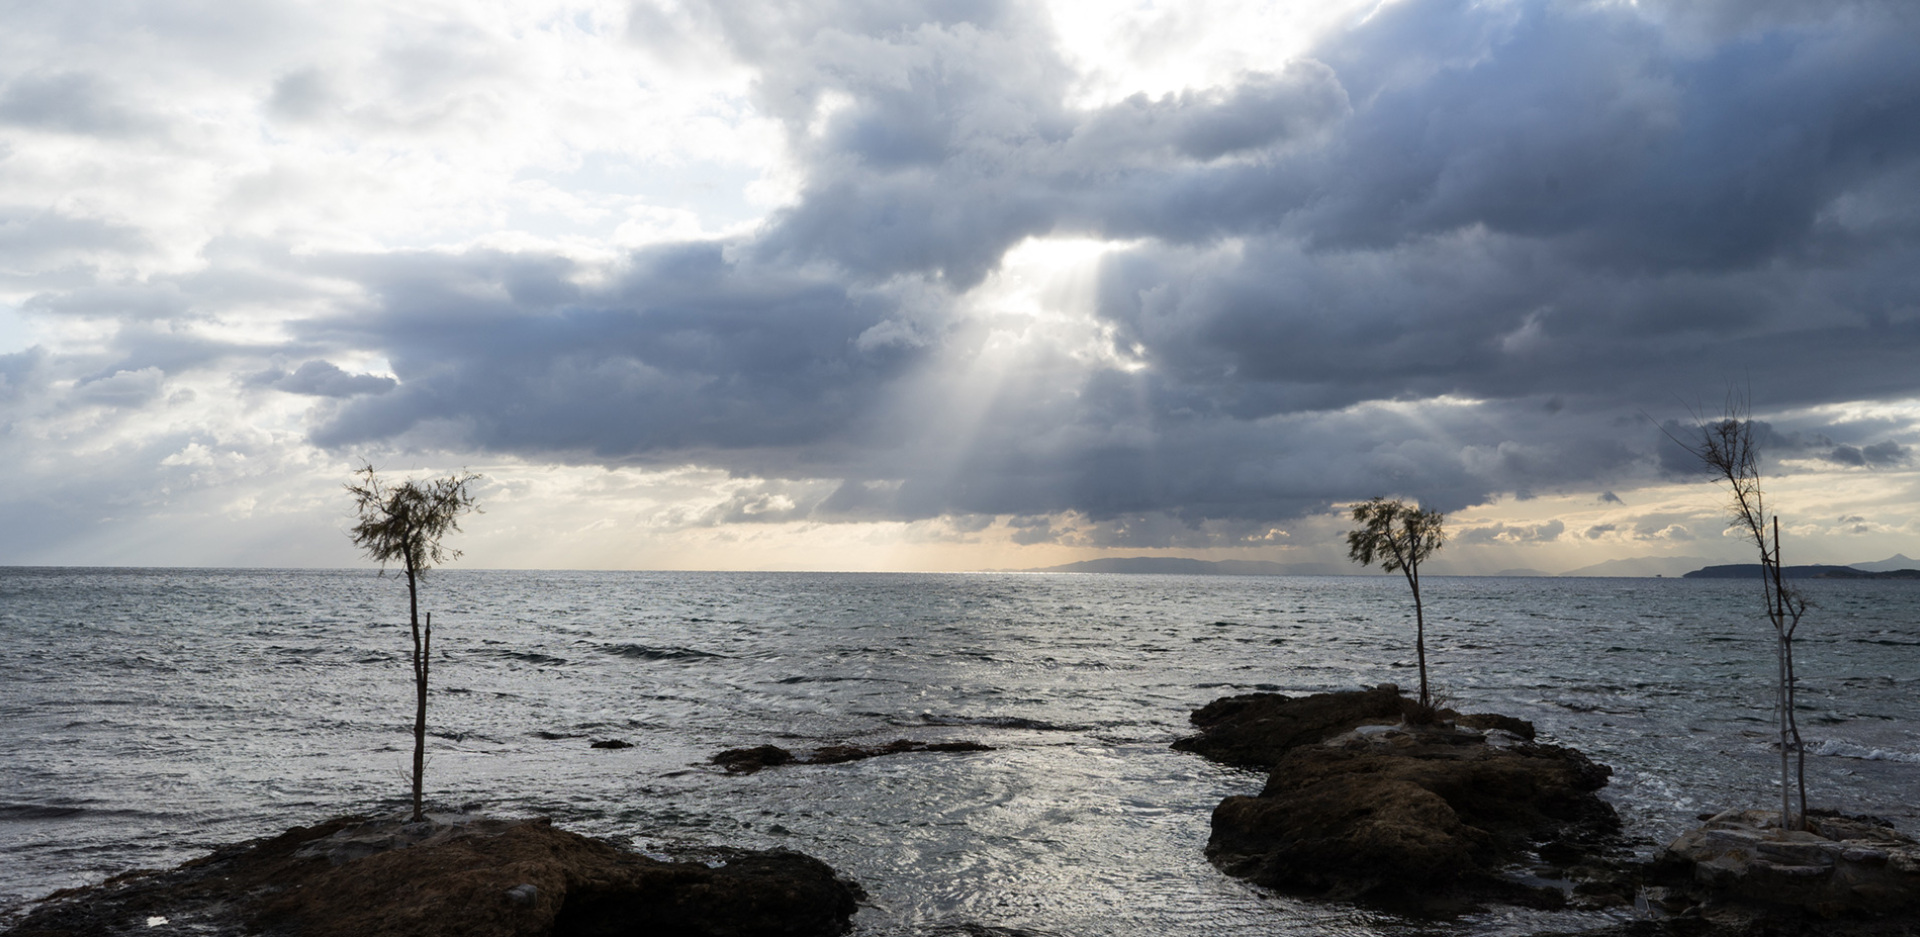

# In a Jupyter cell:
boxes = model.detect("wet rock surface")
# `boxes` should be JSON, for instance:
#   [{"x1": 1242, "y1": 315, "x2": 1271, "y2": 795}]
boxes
[
  {"x1": 1639, "y1": 809, "x2": 1920, "y2": 925},
  {"x1": 1172, "y1": 684, "x2": 1536, "y2": 769},
  {"x1": 712, "y1": 738, "x2": 993, "y2": 774},
  {"x1": 4, "y1": 813, "x2": 862, "y2": 937},
  {"x1": 1179, "y1": 687, "x2": 1620, "y2": 912}
]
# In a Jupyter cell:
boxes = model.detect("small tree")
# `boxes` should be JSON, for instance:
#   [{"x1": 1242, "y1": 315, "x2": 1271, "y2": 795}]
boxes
[
  {"x1": 1679, "y1": 400, "x2": 1809, "y2": 832},
  {"x1": 1346, "y1": 497, "x2": 1446, "y2": 710},
  {"x1": 346, "y1": 465, "x2": 481, "y2": 822}
]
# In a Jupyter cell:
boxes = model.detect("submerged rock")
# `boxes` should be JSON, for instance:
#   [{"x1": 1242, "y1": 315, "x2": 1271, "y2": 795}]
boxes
[
  {"x1": 1650, "y1": 808, "x2": 1920, "y2": 918},
  {"x1": 713, "y1": 739, "x2": 993, "y2": 775},
  {"x1": 4, "y1": 813, "x2": 862, "y2": 937},
  {"x1": 1179, "y1": 688, "x2": 1616, "y2": 911}
]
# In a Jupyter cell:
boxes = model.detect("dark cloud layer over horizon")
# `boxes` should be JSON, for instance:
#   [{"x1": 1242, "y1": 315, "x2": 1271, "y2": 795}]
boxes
[{"x1": 5, "y1": 0, "x2": 1920, "y2": 558}]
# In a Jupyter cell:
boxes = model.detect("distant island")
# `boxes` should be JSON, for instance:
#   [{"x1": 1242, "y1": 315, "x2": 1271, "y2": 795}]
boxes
[{"x1": 1682, "y1": 563, "x2": 1920, "y2": 580}]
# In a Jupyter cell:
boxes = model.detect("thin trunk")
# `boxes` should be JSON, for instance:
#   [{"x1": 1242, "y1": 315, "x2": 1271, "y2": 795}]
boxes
[
  {"x1": 1408, "y1": 565, "x2": 1428, "y2": 711},
  {"x1": 1777, "y1": 630, "x2": 1791, "y2": 831},
  {"x1": 407, "y1": 556, "x2": 425, "y2": 823},
  {"x1": 1766, "y1": 516, "x2": 1795, "y2": 832},
  {"x1": 1775, "y1": 517, "x2": 1809, "y2": 831},
  {"x1": 1781, "y1": 641, "x2": 1797, "y2": 829}
]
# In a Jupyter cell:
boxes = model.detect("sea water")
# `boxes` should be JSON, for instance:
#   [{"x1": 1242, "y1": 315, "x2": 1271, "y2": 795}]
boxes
[{"x1": 2, "y1": 569, "x2": 1917, "y2": 935}]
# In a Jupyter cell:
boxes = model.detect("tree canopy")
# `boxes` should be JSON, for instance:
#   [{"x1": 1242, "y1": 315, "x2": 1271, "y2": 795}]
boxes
[{"x1": 346, "y1": 466, "x2": 481, "y2": 578}]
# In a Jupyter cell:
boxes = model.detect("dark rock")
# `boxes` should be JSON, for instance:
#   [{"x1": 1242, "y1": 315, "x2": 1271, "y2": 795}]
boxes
[
  {"x1": 1206, "y1": 722, "x2": 1619, "y2": 906},
  {"x1": 713, "y1": 745, "x2": 797, "y2": 773},
  {"x1": 1171, "y1": 684, "x2": 1537, "y2": 769},
  {"x1": 4, "y1": 813, "x2": 862, "y2": 937},
  {"x1": 1180, "y1": 689, "x2": 1619, "y2": 912},
  {"x1": 807, "y1": 739, "x2": 993, "y2": 766},
  {"x1": 1172, "y1": 684, "x2": 1407, "y2": 768},
  {"x1": 588, "y1": 739, "x2": 633, "y2": 749},
  {"x1": 1649, "y1": 809, "x2": 1920, "y2": 919},
  {"x1": 713, "y1": 739, "x2": 992, "y2": 775},
  {"x1": 1455, "y1": 711, "x2": 1537, "y2": 741}
]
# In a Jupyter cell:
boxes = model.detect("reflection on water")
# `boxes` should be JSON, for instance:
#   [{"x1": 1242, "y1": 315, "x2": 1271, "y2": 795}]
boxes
[{"x1": 2, "y1": 569, "x2": 1917, "y2": 934}]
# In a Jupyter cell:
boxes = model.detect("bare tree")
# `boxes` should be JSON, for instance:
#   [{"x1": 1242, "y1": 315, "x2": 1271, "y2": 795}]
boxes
[
  {"x1": 1346, "y1": 497, "x2": 1447, "y2": 710},
  {"x1": 1676, "y1": 398, "x2": 1809, "y2": 831},
  {"x1": 346, "y1": 465, "x2": 481, "y2": 822}
]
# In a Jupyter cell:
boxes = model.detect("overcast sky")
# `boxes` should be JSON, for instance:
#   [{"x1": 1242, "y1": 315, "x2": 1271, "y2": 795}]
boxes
[{"x1": 3, "y1": 0, "x2": 1917, "y2": 573}]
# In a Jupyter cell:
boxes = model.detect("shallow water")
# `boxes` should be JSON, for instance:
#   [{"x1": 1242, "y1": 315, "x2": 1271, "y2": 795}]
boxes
[{"x1": 2, "y1": 569, "x2": 1917, "y2": 934}]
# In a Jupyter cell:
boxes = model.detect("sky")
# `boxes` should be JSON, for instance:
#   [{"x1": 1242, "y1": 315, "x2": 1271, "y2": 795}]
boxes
[{"x1": 2, "y1": 0, "x2": 1918, "y2": 574}]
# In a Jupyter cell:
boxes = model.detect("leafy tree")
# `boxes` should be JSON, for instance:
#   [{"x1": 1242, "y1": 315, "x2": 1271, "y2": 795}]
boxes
[
  {"x1": 1346, "y1": 497, "x2": 1446, "y2": 710},
  {"x1": 346, "y1": 465, "x2": 481, "y2": 822},
  {"x1": 1679, "y1": 399, "x2": 1809, "y2": 831}
]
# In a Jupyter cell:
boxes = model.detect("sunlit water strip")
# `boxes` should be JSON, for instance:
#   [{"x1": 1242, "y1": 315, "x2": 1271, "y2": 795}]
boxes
[{"x1": 2, "y1": 569, "x2": 1916, "y2": 934}]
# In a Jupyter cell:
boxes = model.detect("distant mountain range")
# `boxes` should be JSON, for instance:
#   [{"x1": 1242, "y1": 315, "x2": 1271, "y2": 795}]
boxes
[
  {"x1": 997, "y1": 553, "x2": 1919, "y2": 578},
  {"x1": 1853, "y1": 553, "x2": 1917, "y2": 572},
  {"x1": 1683, "y1": 562, "x2": 1920, "y2": 580}
]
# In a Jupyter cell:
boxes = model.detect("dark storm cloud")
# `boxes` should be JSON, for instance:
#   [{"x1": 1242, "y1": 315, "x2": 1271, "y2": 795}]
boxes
[
  {"x1": 163, "y1": 0, "x2": 1920, "y2": 543},
  {"x1": 733, "y1": 1, "x2": 1351, "y2": 287},
  {"x1": 306, "y1": 243, "x2": 922, "y2": 460},
  {"x1": 1079, "y1": 65, "x2": 1350, "y2": 163},
  {"x1": 1825, "y1": 440, "x2": 1911, "y2": 467},
  {"x1": 1288, "y1": 1, "x2": 1920, "y2": 270},
  {"x1": 248, "y1": 360, "x2": 396, "y2": 398}
]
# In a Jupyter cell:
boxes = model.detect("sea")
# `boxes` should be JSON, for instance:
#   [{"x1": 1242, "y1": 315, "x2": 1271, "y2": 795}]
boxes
[{"x1": 2, "y1": 568, "x2": 1917, "y2": 936}]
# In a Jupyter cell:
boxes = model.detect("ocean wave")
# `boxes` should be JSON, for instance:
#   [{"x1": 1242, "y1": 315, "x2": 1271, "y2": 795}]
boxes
[
  {"x1": 1807, "y1": 738, "x2": 1920, "y2": 763},
  {"x1": 0, "y1": 803, "x2": 159, "y2": 822},
  {"x1": 902, "y1": 714, "x2": 1081, "y2": 731},
  {"x1": 476, "y1": 649, "x2": 569, "y2": 665},
  {"x1": 599, "y1": 644, "x2": 728, "y2": 662}
]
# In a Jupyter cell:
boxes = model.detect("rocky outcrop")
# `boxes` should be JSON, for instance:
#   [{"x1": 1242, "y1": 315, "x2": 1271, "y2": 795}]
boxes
[
  {"x1": 713, "y1": 739, "x2": 993, "y2": 774},
  {"x1": 5, "y1": 813, "x2": 862, "y2": 937},
  {"x1": 1172, "y1": 684, "x2": 1536, "y2": 769},
  {"x1": 1178, "y1": 688, "x2": 1619, "y2": 911},
  {"x1": 1649, "y1": 809, "x2": 1920, "y2": 919}
]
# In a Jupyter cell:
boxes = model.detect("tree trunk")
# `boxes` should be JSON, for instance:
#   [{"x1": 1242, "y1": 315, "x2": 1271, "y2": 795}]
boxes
[
  {"x1": 1408, "y1": 566, "x2": 1428, "y2": 710},
  {"x1": 1767, "y1": 516, "x2": 1794, "y2": 832},
  {"x1": 1781, "y1": 637, "x2": 1797, "y2": 825},
  {"x1": 406, "y1": 559, "x2": 425, "y2": 823},
  {"x1": 1777, "y1": 629, "x2": 1791, "y2": 831}
]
